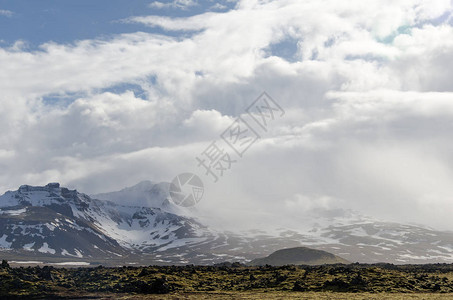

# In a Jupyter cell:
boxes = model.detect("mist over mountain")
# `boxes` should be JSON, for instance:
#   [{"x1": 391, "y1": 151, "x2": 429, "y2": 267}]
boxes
[
  {"x1": 92, "y1": 181, "x2": 166, "y2": 206},
  {"x1": 2, "y1": 1, "x2": 453, "y2": 298},
  {"x1": 91, "y1": 180, "x2": 190, "y2": 216},
  {"x1": 1, "y1": 182, "x2": 453, "y2": 266},
  {"x1": 1, "y1": 0, "x2": 453, "y2": 233}
]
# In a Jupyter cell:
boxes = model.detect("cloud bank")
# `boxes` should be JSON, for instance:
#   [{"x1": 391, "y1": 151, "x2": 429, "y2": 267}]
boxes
[{"x1": 1, "y1": 0, "x2": 453, "y2": 230}]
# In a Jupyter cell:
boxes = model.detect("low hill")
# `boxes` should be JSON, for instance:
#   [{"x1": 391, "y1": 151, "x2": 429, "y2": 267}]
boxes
[{"x1": 248, "y1": 246, "x2": 349, "y2": 266}]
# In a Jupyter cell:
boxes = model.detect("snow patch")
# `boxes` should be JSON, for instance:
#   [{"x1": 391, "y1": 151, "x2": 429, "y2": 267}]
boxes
[
  {"x1": 0, "y1": 208, "x2": 26, "y2": 216},
  {"x1": 23, "y1": 242, "x2": 35, "y2": 251},
  {"x1": 0, "y1": 235, "x2": 11, "y2": 248},
  {"x1": 74, "y1": 249, "x2": 83, "y2": 258},
  {"x1": 54, "y1": 262, "x2": 90, "y2": 266},
  {"x1": 38, "y1": 242, "x2": 56, "y2": 254}
]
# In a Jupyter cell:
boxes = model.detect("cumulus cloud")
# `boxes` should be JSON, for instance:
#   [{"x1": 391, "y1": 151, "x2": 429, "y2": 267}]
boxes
[{"x1": 1, "y1": 0, "x2": 453, "y2": 231}]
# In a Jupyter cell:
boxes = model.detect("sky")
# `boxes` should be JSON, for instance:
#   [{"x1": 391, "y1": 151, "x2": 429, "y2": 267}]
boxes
[{"x1": 1, "y1": 0, "x2": 453, "y2": 231}]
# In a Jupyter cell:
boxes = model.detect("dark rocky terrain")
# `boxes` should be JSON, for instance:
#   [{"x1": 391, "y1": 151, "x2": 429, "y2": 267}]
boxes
[{"x1": 2, "y1": 260, "x2": 453, "y2": 298}]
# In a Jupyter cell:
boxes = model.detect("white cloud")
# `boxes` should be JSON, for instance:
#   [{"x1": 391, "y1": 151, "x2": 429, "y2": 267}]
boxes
[
  {"x1": 183, "y1": 109, "x2": 234, "y2": 139},
  {"x1": 1, "y1": 0, "x2": 453, "y2": 231},
  {"x1": 209, "y1": 3, "x2": 228, "y2": 11},
  {"x1": 149, "y1": 0, "x2": 197, "y2": 10},
  {"x1": 0, "y1": 9, "x2": 13, "y2": 17}
]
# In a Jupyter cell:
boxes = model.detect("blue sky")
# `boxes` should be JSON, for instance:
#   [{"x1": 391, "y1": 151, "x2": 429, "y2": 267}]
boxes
[
  {"x1": 0, "y1": 0, "x2": 235, "y2": 47},
  {"x1": 0, "y1": 0, "x2": 149, "y2": 46},
  {"x1": 1, "y1": 0, "x2": 453, "y2": 230}
]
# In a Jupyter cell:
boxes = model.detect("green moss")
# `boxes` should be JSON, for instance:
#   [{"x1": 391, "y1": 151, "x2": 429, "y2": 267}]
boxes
[{"x1": 1, "y1": 262, "x2": 453, "y2": 297}]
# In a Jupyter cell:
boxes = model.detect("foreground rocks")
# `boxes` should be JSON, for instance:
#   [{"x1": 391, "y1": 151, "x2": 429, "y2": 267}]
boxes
[{"x1": 2, "y1": 261, "x2": 453, "y2": 298}]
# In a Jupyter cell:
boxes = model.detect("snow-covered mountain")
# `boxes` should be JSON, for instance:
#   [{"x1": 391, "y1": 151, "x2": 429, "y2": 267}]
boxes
[
  {"x1": 1, "y1": 182, "x2": 453, "y2": 265},
  {"x1": 92, "y1": 180, "x2": 191, "y2": 216},
  {"x1": 0, "y1": 183, "x2": 213, "y2": 262},
  {"x1": 92, "y1": 181, "x2": 168, "y2": 209}
]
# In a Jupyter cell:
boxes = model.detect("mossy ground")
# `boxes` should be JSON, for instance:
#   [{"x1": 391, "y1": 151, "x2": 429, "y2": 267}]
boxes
[
  {"x1": 119, "y1": 292, "x2": 453, "y2": 299},
  {"x1": 2, "y1": 261, "x2": 453, "y2": 298}
]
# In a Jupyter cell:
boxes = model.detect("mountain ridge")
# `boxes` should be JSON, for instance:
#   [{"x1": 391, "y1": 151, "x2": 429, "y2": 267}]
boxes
[
  {"x1": 0, "y1": 182, "x2": 212, "y2": 263},
  {"x1": 2, "y1": 182, "x2": 453, "y2": 265}
]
